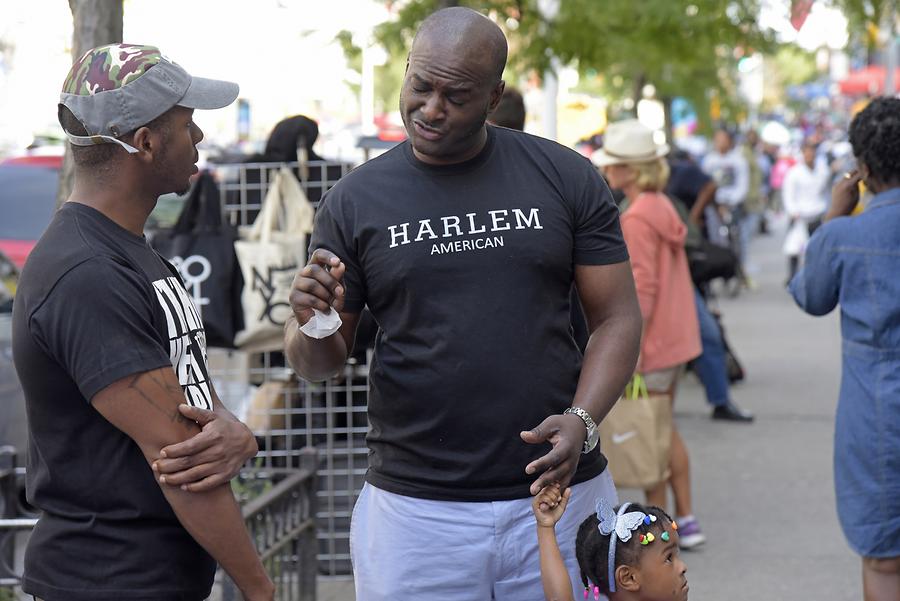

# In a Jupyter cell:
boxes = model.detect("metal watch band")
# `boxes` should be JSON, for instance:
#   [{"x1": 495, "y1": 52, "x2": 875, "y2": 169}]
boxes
[
  {"x1": 564, "y1": 407, "x2": 599, "y2": 454},
  {"x1": 563, "y1": 406, "x2": 596, "y2": 429}
]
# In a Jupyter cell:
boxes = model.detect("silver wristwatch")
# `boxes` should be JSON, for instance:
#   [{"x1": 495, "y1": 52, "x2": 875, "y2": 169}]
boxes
[{"x1": 564, "y1": 407, "x2": 599, "y2": 454}]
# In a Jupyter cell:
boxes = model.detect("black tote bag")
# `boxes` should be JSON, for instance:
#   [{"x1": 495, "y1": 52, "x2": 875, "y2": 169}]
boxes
[{"x1": 152, "y1": 173, "x2": 244, "y2": 348}]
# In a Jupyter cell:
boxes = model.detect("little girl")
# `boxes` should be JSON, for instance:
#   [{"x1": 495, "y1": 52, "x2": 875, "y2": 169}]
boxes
[{"x1": 532, "y1": 484, "x2": 688, "y2": 601}]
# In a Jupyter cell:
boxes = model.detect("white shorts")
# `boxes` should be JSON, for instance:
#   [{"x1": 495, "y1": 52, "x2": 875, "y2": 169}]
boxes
[{"x1": 350, "y1": 470, "x2": 617, "y2": 601}]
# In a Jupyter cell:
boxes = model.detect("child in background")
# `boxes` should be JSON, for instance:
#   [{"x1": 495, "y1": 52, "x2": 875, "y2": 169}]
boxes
[{"x1": 533, "y1": 484, "x2": 688, "y2": 601}]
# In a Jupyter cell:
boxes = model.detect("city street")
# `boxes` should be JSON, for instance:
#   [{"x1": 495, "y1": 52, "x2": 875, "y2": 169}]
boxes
[{"x1": 320, "y1": 218, "x2": 859, "y2": 600}]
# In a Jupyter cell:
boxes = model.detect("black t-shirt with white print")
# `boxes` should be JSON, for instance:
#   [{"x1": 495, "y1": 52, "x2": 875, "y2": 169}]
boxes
[
  {"x1": 310, "y1": 125, "x2": 629, "y2": 502},
  {"x1": 12, "y1": 202, "x2": 216, "y2": 601}
]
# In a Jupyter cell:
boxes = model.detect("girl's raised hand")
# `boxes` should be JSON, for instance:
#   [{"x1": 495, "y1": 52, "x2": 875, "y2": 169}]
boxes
[{"x1": 532, "y1": 484, "x2": 571, "y2": 528}]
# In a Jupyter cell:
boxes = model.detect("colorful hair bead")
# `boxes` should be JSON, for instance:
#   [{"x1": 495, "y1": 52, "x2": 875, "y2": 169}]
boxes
[
  {"x1": 643, "y1": 515, "x2": 652, "y2": 526},
  {"x1": 661, "y1": 531, "x2": 670, "y2": 542},
  {"x1": 593, "y1": 585, "x2": 600, "y2": 600},
  {"x1": 583, "y1": 586, "x2": 589, "y2": 599},
  {"x1": 646, "y1": 532, "x2": 655, "y2": 543},
  {"x1": 672, "y1": 521, "x2": 678, "y2": 530}
]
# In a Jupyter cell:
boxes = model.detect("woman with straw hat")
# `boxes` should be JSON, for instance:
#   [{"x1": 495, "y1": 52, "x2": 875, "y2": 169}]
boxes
[{"x1": 593, "y1": 119, "x2": 705, "y2": 548}]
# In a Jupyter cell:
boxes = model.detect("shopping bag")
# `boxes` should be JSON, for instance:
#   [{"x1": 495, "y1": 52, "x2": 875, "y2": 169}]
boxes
[
  {"x1": 234, "y1": 167, "x2": 315, "y2": 352},
  {"x1": 599, "y1": 375, "x2": 672, "y2": 489},
  {"x1": 686, "y1": 238, "x2": 739, "y2": 286},
  {"x1": 152, "y1": 173, "x2": 244, "y2": 348},
  {"x1": 782, "y1": 219, "x2": 809, "y2": 256}
]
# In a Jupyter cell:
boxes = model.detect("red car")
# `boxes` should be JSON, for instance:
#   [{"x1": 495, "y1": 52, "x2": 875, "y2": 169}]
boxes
[
  {"x1": 0, "y1": 153, "x2": 195, "y2": 269},
  {"x1": 0, "y1": 154, "x2": 63, "y2": 269}
]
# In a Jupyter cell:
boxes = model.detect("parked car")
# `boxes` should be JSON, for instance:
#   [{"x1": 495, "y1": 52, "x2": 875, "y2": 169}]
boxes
[{"x1": 0, "y1": 154, "x2": 63, "y2": 269}]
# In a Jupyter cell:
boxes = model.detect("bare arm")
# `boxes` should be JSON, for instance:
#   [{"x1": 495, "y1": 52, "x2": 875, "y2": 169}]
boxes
[
  {"x1": 572, "y1": 260, "x2": 643, "y2": 423},
  {"x1": 688, "y1": 180, "x2": 717, "y2": 225},
  {"x1": 521, "y1": 261, "x2": 642, "y2": 494},
  {"x1": 824, "y1": 169, "x2": 862, "y2": 222},
  {"x1": 284, "y1": 248, "x2": 361, "y2": 381},
  {"x1": 533, "y1": 486, "x2": 576, "y2": 601},
  {"x1": 92, "y1": 367, "x2": 273, "y2": 601},
  {"x1": 153, "y1": 388, "x2": 258, "y2": 492},
  {"x1": 284, "y1": 312, "x2": 360, "y2": 381}
]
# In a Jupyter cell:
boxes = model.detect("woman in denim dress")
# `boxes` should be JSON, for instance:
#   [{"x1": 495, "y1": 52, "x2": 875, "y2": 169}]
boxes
[{"x1": 790, "y1": 97, "x2": 900, "y2": 601}]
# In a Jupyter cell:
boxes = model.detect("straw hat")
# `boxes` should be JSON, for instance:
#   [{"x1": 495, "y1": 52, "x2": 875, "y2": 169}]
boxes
[{"x1": 591, "y1": 119, "x2": 669, "y2": 167}]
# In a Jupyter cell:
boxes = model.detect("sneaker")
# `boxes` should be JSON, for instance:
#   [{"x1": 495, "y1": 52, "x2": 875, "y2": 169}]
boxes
[
  {"x1": 676, "y1": 517, "x2": 706, "y2": 549},
  {"x1": 711, "y1": 401, "x2": 754, "y2": 422}
]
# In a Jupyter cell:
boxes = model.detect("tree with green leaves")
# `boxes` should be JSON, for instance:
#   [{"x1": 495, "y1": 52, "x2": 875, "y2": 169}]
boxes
[
  {"x1": 372, "y1": 0, "x2": 776, "y2": 135},
  {"x1": 827, "y1": 0, "x2": 894, "y2": 65}
]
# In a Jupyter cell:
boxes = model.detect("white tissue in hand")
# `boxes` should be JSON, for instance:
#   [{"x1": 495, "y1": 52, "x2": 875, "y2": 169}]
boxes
[{"x1": 299, "y1": 308, "x2": 342, "y2": 339}]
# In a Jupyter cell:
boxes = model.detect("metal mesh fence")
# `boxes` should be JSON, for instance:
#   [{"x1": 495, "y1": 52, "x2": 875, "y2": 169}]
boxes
[
  {"x1": 206, "y1": 160, "x2": 367, "y2": 577},
  {"x1": 221, "y1": 449, "x2": 319, "y2": 601}
]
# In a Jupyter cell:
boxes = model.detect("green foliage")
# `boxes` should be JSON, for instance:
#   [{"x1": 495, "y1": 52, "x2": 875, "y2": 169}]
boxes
[
  {"x1": 827, "y1": 0, "x2": 887, "y2": 49},
  {"x1": 335, "y1": 29, "x2": 406, "y2": 114},
  {"x1": 335, "y1": 30, "x2": 363, "y2": 70},
  {"x1": 770, "y1": 44, "x2": 819, "y2": 87},
  {"x1": 373, "y1": 0, "x2": 777, "y2": 132},
  {"x1": 762, "y1": 44, "x2": 820, "y2": 113}
]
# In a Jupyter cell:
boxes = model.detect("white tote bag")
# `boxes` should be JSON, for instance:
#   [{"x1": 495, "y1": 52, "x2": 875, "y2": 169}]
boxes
[
  {"x1": 234, "y1": 167, "x2": 314, "y2": 352},
  {"x1": 782, "y1": 220, "x2": 809, "y2": 256}
]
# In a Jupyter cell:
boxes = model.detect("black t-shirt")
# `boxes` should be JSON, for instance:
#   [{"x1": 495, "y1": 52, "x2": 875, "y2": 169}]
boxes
[
  {"x1": 310, "y1": 126, "x2": 628, "y2": 501},
  {"x1": 666, "y1": 159, "x2": 712, "y2": 210},
  {"x1": 12, "y1": 203, "x2": 216, "y2": 601}
]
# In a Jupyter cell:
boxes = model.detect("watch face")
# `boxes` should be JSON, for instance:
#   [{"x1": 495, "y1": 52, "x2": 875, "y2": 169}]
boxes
[{"x1": 585, "y1": 427, "x2": 600, "y2": 453}]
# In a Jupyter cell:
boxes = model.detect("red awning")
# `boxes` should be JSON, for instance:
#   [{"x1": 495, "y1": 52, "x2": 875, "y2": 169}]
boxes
[{"x1": 838, "y1": 65, "x2": 900, "y2": 96}]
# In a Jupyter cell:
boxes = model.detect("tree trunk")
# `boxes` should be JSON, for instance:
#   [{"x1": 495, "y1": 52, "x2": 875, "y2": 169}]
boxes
[
  {"x1": 662, "y1": 95, "x2": 674, "y2": 144},
  {"x1": 56, "y1": 0, "x2": 124, "y2": 208},
  {"x1": 631, "y1": 72, "x2": 646, "y2": 118}
]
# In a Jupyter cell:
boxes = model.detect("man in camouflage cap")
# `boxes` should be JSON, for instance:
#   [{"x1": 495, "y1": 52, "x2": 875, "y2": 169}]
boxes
[
  {"x1": 13, "y1": 44, "x2": 274, "y2": 601},
  {"x1": 59, "y1": 43, "x2": 238, "y2": 153}
]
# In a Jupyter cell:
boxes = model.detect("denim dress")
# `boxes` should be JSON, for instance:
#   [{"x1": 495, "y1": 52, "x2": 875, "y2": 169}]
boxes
[{"x1": 790, "y1": 187, "x2": 900, "y2": 558}]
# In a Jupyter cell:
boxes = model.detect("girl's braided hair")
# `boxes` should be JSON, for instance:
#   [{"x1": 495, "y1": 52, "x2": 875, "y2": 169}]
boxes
[{"x1": 574, "y1": 502, "x2": 673, "y2": 596}]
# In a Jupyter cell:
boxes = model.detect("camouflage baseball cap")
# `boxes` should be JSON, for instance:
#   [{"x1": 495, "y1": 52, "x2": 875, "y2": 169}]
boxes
[{"x1": 59, "y1": 43, "x2": 239, "y2": 153}]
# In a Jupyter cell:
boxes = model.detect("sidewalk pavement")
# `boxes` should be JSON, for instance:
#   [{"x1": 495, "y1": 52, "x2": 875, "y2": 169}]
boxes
[
  {"x1": 318, "y1": 218, "x2": 859, "y2": 600},
  {"x1": 639, "y1": 221, "x2": 858, "y2": 600}
]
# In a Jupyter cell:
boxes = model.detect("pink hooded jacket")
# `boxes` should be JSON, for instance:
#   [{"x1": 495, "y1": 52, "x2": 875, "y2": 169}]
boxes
[{"x1": 621, "y1": 191, "x2": 701, "y2": 373}]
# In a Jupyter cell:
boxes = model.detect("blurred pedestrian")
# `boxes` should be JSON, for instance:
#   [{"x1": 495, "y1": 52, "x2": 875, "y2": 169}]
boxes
[
  {"x1": 782, "y1": 139, "x2": 829, "y2": 282},
  {"x1": 284, "y1": 8, "x2": 642, "y2": 600},
  {"x1": 790, "y1": 96, "x2": 900, "y2": 601},
  {"x1": 12, "y1": 44, "x2": 271, "y2": 601},
  {"x1": 489, "y1": 85, "x2": 526, "y2": 131},
  {"x1": 594, "y1": 119, "x2": 705, "y2": 548},
  {"x1": 239, "y1": 114, "x2": 341, "y2": 210},
  {"x1": 663, "y1": 152, "x2": 753, "y2": 421},
  {"x1": 742, "y1": 129, "x2": 772, "y2": 235},
  {"x1": 666, "y1": 149, "x2": 718, "y2": 228},
  {"x1": 701, "y1": 128, "x2": 750, "y2": 278}
]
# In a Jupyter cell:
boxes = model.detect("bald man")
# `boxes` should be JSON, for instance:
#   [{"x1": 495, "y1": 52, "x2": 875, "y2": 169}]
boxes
[{"x1": 284, "y1": 8, "x2": 642, "y2": 600}]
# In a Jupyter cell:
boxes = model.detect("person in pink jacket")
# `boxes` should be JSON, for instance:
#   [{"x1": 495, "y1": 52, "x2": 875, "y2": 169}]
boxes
[{"x1": 593, "y1": 119, "x2": 705, "y2": 548}]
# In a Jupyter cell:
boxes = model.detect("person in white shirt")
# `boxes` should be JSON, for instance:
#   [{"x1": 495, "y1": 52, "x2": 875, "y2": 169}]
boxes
[
  {"x1": 701, "y1": 129, "x2": 751, "y2": 275},
  {"x1": 782, "y1": 140, "x2": 830, "y2": 281}
]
